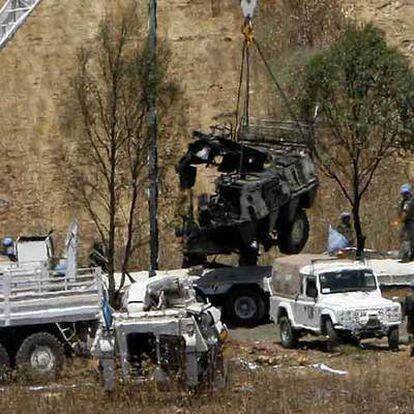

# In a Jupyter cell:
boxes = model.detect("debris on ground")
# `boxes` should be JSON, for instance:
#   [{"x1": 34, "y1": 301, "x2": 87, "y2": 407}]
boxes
[{"x1": 311, "y1": 363, "x2": 348, "y2": 376}]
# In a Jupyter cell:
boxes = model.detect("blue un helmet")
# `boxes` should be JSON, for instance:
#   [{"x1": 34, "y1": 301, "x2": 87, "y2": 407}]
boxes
[
  {"x1": 2, "y1": 237, "x2": 13, "y2": 248},
  {"x1": 400, "y1": 183, "x2": 412, "y2": 196}
]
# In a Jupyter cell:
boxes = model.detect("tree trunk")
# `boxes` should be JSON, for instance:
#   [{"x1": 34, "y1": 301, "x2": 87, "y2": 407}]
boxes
[
  {"x1": 352, "y1": 199, "x2": 365, "y2": 260},
  {"x1": 211, "y1": 0, "x2": 220, "y2": 17},
  {"x1": 107, "y1": 141, "x2": 117, "y2": 304}
]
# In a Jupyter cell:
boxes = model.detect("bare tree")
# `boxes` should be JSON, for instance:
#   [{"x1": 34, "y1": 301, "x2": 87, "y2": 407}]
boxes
[
  {"x1": 64, "y1": 3, "x2": 179, "y2": 301},
  {"x1": 301, "y1": 24, "x2": 414, "y2": 257}
]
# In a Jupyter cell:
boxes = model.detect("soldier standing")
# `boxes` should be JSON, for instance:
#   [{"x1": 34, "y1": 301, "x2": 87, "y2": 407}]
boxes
[
  {"x1": 398, "y1": 184, "x2": 414, "y2": 263},
  {"x1": 336, "y1": 212, "x2": 354, "y2": 246},
  {"x1": 89, "y1": 241, "x2": 109, "y2": 273},
  {"x1": 404, "y1": 280, "x2": 414, "y2": 357}
]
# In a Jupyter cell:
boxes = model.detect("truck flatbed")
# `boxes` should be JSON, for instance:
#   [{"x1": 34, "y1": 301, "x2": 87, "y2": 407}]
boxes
[{"x1": 0, "y1": 266, "x2": 102, "y2": 327}]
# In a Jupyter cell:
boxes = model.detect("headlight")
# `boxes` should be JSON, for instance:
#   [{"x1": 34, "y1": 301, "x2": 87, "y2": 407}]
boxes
[
  {"x1": 337, "y1": 310, "x2": 355, "y2": 323},
  {"x1": 386, "y1": 305, "x2": 401, "y2": 322}
]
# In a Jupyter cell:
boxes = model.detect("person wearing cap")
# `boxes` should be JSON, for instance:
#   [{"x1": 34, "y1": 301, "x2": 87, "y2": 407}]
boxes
[
  {"x1": 2, "y1": 237, "x2": 16, "y2": 261},
  {"x1": 336, "y1": 212, "x2": 354, "y2": 246},
  {"x1": 398, "y1": 183, "x2": 414, "y2": 262},
  {"x1": 404, "y1": 280, "x2": 414, "y2": 356},
  {"x1": 89, "y1": 241, "x2": 108, "y2": 273}
]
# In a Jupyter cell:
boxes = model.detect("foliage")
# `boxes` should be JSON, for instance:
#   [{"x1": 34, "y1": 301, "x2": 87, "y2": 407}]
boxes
[
  {"x1": 301, "y1": 23, "x2": 414, "y2": 255},
  {"x1": 63, "y1": 2, "x2": 180, "y2": 300},
  {"x1": 255, "y1": 0, "x2": 346, "y2": 119}
]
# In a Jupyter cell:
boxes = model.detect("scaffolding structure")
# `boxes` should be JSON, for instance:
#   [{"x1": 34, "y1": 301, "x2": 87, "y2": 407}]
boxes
[{"x1": 0, "y1": 0, "x2": 41, "y2": 49}]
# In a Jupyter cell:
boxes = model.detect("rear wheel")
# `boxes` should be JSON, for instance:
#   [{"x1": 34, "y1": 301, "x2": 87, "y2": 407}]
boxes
[
  {"x1": 16, "y1": 332, "x2": 65, "y2": 380},
  {"x1": 0, "y1": 343, "x2": 10, "y2": 382},
  {"x1": 388, "y1": 326, "x2": 399, "y2": 351},
  {"x1": 279, "y1": 316, "x2": 299, "y2": 349},
  {"x1": 224, "y1": 288, "x2": 266, "y2": 327},
  {"x1": 277, "y1": 209, "x2": 310, "y2": 255}
]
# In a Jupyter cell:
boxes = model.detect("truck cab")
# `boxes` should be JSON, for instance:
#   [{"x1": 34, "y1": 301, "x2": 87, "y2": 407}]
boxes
[
  {"x1": 269, "y1": 260, "x2": 402, "y2": 351},
  {"x1": 15, "y1": 235, "x2": 53, "y2": 267}
]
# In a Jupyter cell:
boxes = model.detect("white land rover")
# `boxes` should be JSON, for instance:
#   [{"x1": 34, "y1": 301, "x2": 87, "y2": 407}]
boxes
[{"x1": 268, "y1": 260, "x2": 402, "y2": 351}]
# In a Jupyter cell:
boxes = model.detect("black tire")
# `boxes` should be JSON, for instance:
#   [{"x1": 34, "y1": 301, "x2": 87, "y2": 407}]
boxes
[
  {"x1": 388, "y1": 326, "x2": 399, "y2": 351},
  {"x1": 224, "y1": 287, "x2": 266, "y2": 327},
  {"x1": 325, "y1": 319, "x2": 340, "y2": 352},
  {"x1": 279, "y1": 316, "x2": 299, "y2": 348},
  {"x1": 16, "y1": 332, "x2": 65, "y2": 380},
  {"x1": 277, "y1": 209, "x2": 310, "y2": 255},
  {"x1": 0, "y1": 343, "x2": 10, "y2": 382},
  {"x1": 182, "y1": 254, "x2": 206, "y2": 268}
]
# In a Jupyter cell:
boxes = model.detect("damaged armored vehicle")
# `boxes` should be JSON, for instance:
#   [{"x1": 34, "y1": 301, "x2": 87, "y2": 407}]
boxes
[
  {"x1": 92, "y1": 273, "x2": 227, "y2": 390},
  {"x1": 177, "y1": 120, "x2": 318, "y2": 267}
]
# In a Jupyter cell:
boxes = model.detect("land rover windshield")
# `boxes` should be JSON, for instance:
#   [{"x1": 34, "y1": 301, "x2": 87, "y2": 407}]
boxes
[{"x1": 319, "y1": 269, "x2": 377, "y2": 294}]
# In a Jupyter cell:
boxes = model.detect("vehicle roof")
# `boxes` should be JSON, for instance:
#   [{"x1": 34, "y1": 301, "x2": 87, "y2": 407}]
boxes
[
  {"x1": 301, "y1": 260, "x2": 372, "y2": 276},
  {"x1": 17, "y1": 235, "x2": 49, "y2": 242}
]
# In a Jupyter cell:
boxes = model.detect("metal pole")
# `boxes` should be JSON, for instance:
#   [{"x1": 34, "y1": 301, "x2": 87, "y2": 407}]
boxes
[{"x1": 148, "y1": 0, "x2": 159, "y2": 276}]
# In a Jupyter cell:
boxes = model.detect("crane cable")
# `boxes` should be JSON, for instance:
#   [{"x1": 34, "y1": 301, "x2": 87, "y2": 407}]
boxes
[
  {"x1": 234, "y1": 17, "x2": 308, "y2": 145},
  {"x1": 234, "y1": 18, "x2": 254, "y2": 142},
  {"x1": 253, "y1": 38, "x2": 308, "y2": 144},
  {"x1": 234, "y1": 41, "x2": 247, "y2": 140}
]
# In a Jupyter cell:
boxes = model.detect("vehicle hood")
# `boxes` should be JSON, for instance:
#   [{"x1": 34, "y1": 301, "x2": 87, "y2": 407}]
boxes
[{"x1": 320, "y1": 291, "x2": 394, "y2": 310}]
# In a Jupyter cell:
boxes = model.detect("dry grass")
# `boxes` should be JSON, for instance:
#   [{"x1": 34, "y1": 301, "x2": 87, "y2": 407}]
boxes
[{"x1": 2, "y1": 339, "x2": 414, "y2": 414}]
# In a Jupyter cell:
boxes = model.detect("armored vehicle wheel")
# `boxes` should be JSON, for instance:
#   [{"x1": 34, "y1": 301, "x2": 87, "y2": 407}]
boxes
[
  {"x1": 224, "y1": 287, "x2": 265, "y2": 327},
  {"x1": 279, "y1": 316, "x2": 299, "y2": 348},
  {"x1": 388, "y1": 327, "x2": 399, "y2": 351},
  {"x1": 16, "y1": 332, "x2": 65, "y2": 380},
  {"x1": 0, "y1": 343, "x2": 10, "y2": 381},
  {"x1": 277, "y1": 209, "x2": 310, "y2": 255}
]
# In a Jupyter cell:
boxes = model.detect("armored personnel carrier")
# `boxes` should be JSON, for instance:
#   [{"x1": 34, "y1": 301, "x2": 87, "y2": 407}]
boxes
[{"x1": 177, "y1": 119, "x2": 318, "y2": 267}]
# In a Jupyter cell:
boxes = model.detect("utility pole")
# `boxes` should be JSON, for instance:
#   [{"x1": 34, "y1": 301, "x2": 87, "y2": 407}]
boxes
[{"x1": 148, "y1": 0, "x2": 159, "y2": 276}]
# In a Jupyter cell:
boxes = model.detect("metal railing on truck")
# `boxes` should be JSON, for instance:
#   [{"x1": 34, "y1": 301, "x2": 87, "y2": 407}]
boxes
[
  {"x1": 0, "y1": 0, "x2": 42, "y2": 49},
  {"x1": 0, "y1": 266, "x2": 103, "y2": 327}
]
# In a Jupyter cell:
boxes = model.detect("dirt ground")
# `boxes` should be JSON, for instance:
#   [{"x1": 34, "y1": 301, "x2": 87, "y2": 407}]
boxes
[{"x1": 1, "y1": 321, "x2": 414, "y2": 414}]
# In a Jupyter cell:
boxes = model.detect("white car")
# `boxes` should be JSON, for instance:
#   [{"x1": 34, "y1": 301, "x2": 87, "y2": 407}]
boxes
[{"x1": 268, "y1": 260, "x2": 402, "y2": 351}]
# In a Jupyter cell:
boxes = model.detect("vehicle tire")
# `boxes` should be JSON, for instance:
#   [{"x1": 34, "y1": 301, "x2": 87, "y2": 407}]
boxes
[
  {"x1": 388, "y1": 326, "x2": 399, "y2": 351},
  {"x1": 224, "y1": 288, "x2": 266, "y2": 327},
  {"x1": 279, "y1": 316, "x2": 299, "y2": 349},
  {"x1": 277, "y1": 209, "x2": 310, "y2": 255},
  {"x1": 325, "y1": 318, "x2": 340, "y2": 352},
  {"x1": 0, "y1": 343, "x2": 10, "y2": 382},
  {"x1": 16, "y1": 332, "x2": 65, "y2": 380}
]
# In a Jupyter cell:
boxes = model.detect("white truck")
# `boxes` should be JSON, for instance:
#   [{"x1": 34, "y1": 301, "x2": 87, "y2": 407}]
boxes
[
  {"x1": 93, "y1": 272, "x2": 227, "y2": 390},
  {"x1": 116, "y1": 266, "x2": 272, "y2": 327},
  {"x1": 268, "y1": 257, "x2": 402, "y2": 351},
  {"x1": 0, "y1": 222, "x2": 103, "y2": 380}
]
